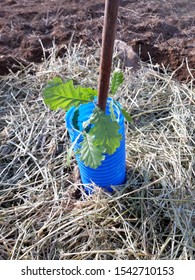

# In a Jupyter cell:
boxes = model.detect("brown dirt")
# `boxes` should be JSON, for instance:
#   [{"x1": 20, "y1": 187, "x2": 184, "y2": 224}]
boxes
[{"x1": 0, "y1": 0, "x2": 194, "y2": 82}]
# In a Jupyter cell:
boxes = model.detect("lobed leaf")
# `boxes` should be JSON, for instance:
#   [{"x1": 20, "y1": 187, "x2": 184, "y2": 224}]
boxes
[
  {"x1": 89, "y1": 107, "x2": 122, "y2": 155},
  {"x1": 43, "y1": 78, "x2": 97, "y2": 111},
  {"x1": 72, "y1": 108, "x2": 80, "y2": 130},
  {"x1": 121, "y1": 108, "x2": 132, "y2": 122},
  {"x1": 111, "y1": 70, "x2": 124, "y2": 94},
  {"x1": 77, "y1": 133, "x2": 105, "y2": 169}
]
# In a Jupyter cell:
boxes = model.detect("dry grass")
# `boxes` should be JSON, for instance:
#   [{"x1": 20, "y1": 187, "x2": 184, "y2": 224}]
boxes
[{"x1": 0, "y1": 42, "x2": 195, "y2": 260}]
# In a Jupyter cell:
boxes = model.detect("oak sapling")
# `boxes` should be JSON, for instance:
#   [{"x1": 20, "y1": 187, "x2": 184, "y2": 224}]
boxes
[{"x1": 43, "y1": 70, "x2": 131, "y2": 168}]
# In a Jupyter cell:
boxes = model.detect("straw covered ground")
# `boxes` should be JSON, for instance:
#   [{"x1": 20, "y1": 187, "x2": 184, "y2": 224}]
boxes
[{"x1": 0, "y1": 43, "x2": 195, "y2": 260}]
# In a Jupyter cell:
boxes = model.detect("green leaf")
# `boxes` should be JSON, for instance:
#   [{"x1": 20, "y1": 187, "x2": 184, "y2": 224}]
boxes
[
  {"x1": 72, "y1": 108, "x2": 80, "y2": 130},
  {"x1": 77, "y1": 133, "x2": 105, "y2": 169},
  {"x1": 89, "y1": 107, "x2": 122, "y2": 155},
  {"x1": 121, "y1": 108, "x2": 132, "y2": 122},
  {"x1": 43, "y1": 78, "x2": 97, "y2": 111},
  {"x1": 111, "y1": 70, "x2": 124, "y2": 94}
]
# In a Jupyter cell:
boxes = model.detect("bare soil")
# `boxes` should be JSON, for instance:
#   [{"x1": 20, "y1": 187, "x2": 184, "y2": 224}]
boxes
[{"x1": 0, "y1": 0, "x2": 194, "y2": 82}]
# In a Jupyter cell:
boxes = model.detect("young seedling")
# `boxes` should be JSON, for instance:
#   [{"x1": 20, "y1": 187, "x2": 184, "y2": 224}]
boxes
[{"x1": 43, "y1": 70, "x2": 131, "y2": 168}]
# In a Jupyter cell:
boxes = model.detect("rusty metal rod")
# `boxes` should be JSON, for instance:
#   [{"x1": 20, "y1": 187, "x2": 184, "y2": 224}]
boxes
[{"x1": 97, "y1": 0, "x2": 119, "y2": 111}]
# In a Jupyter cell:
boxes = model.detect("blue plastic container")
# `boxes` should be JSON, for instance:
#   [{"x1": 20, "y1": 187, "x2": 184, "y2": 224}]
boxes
[{"x1": 65, "y1": 98, "x2": 126, "y2": 193}]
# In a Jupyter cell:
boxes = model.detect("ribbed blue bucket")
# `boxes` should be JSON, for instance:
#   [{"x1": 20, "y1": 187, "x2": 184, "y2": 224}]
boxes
[{"x1": 65, "y1": 98, "x2": 126, "y2": 193}]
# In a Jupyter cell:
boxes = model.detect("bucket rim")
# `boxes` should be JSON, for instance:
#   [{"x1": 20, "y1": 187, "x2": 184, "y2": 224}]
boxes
[{"x1": 65, "y1": 97, "x2": 123, "y2": 134}]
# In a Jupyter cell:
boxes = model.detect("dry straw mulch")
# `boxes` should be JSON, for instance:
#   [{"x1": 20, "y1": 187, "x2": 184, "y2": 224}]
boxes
[{"x1": 0, "y1": 43, "x2": 195, "y2": 260}]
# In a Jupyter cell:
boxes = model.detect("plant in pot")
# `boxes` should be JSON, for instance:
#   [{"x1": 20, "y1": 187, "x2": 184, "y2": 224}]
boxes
[{"x1": 42, "y1": 0, "x2": 131, "y2": 193}]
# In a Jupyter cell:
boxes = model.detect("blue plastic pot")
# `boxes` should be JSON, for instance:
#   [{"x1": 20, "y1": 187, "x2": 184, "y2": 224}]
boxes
[{"x1": 65, "y1": 98, "x2": 126, "y2": 193}]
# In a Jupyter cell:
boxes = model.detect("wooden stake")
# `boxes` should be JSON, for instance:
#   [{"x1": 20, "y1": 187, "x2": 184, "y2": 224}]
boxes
[{"x1": 97, "y1": 0, "x2": 119, "y2": 111}]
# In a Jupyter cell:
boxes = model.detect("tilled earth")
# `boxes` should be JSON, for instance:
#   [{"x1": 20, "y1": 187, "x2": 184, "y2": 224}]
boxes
[{"x1": 0, "y1": 0, "x2": 194, "y2": 82}]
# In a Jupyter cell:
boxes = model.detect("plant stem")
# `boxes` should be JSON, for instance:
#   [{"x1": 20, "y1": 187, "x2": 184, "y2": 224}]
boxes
[{"x1": 97, "y1": 0, "x2": 119, "y2": 112}]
